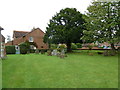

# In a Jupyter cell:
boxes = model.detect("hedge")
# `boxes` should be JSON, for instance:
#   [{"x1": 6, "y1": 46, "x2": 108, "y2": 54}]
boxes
[{"x1": 5, "y1": 45, "x2": 16, "y2": 54}]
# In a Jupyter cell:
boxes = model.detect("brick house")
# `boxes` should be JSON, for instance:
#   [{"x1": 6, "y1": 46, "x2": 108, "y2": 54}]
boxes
[{"x1": 5, "y1": 28, "x2": 48, "y2": 50}]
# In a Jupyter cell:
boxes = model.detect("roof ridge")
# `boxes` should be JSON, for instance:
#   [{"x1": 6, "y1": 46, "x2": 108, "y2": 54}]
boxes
[{"x1": 13, "y1": 30, "x2": 30, "y2": 32}]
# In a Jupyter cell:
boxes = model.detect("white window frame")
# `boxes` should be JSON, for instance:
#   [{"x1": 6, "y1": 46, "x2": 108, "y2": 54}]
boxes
[{"x1": 29, "y1": 37, "x2": 34, "y2": 42}]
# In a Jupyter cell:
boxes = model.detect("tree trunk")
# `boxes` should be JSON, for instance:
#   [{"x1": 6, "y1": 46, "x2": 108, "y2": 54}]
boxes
[
  {"x1": 111, "y1": 43, "x2": 116, "y2": 50},
  {"x1": 110, "y1": 43, "x2": 116, "y2": 56},
  {"x1": 66, "y1": 43, "x2": 72, "y2": 52}
]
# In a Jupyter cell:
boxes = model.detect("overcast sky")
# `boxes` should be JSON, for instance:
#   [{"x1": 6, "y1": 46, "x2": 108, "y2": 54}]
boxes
[{"x1": 0, "y1": 0, "x2": 93, "y2": 40}]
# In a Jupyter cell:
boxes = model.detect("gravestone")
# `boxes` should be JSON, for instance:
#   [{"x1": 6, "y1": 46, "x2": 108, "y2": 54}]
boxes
[
  {"x1": 47, "y1": 50, "x2": 52, "y2": 56},
  {"x1": 52, "y1": 49, "x2": 57, "y2": 56},
  {"x1": 35, "y1": 49, "x2": 39, "y2": 54},
  {"x1": 60, "y1": 49, "x2": 65, "y2": 58},
  {"x1": 57, "y1": 51, "x2": 60, "y2": 57}
]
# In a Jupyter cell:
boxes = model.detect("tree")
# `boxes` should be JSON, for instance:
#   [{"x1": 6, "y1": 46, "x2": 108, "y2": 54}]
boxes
[
  {"x1": 82, "y1": 1, "x2": 120, "y2": 51},
  {"x1": 6, "y1": 35, "x2": 11, "y2": 42},
  {"x1": 44, "y1": 8, "x2": 85, "y2": 52}
]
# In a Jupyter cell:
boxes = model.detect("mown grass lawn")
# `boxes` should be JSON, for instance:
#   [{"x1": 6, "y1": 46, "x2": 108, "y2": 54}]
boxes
[{"x1": 2, "y1": 51, "x2": 118, "y2": 88}]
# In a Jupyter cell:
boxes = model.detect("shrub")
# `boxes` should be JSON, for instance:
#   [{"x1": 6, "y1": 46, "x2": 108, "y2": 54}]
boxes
[
  {"x1": 41, "y1": 49, "x2": 45, "y2": 54},
  {"x1": 19, "y1": 42, "x2": 30, "y2": 54},
  {"x1": 103, "y1": 50, "x2": 109, "y2": 56},
  {"x1": 71, "y1": 43, "x2": 77, "y2": 50},
  {"x1": 35, "y1": 49, "x2": 39, "y2": 54},
  {"x1": 30, "y1": 49, "x2": 35, "y2": 53},
  {"x1": 88, "y1": 45, "x2": 93, "y2": 50},
  {"x1": 76, "y1": 43, "x2": 82, "y2": 48},
  {"x1": 58, "y1": 44, "x2": 67, "y2": 52},
  {"x1": 97, "y1": 52, "x2": 103, "y2": 54},
  {"x1": 50, "y1": 44, "x2": 57, "y2": 50},
  {"x1": 47, "y1": 50, "x2": 52, "y2": 56},
  {"x1": 103, "y1": 50, "x2": 116, "y2": 56},
  {"x1": 5, "y1": 45, "x2": 16, "y2": 54}
]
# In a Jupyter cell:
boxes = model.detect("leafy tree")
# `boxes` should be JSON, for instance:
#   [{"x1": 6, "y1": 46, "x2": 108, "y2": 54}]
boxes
[
  {"x1": 82, "y1": 1, "x2": 120, "y2": 51},
  {"x1": 44, "y1": 8, "x2": 85, "y2": 52},
  {"x1": 6, "y1": 35, "x2": 12, "y2": 42}
]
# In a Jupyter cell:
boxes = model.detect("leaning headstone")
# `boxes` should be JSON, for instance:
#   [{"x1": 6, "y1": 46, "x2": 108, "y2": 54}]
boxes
[
  {"x1": 52, "y1": 49, "x2": 57, "y2": 56},
  {"x1": 61, "y1": 49, "x2": 65, "y2": 54},
  {"x1": 60, "y1": 49, "x2": 65, "y2": 58},
  {"x1": 57, "y1": 51, "x2": 60, "y2": 57},
  {"x1": 47, "y1": 50, "x2": 52, "y2": 56},
  {"x1": 35, "y1": 49, "x2": 39, "y2": 54}
]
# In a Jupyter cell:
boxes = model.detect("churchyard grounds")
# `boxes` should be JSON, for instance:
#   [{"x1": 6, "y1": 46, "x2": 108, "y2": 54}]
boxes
[{"x1": 2, "y1": 50, "x2": 118, "y2": 88}]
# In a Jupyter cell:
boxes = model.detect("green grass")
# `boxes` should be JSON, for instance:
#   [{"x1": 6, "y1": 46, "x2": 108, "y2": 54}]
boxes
[{"x1": 2, "y1": 51, "x2": 118, "y2": 88}]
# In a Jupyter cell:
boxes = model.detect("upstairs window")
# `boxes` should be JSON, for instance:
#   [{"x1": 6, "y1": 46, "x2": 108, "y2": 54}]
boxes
[{"x1": 29, "y1": 37, "x2": 34, "y2": 42}]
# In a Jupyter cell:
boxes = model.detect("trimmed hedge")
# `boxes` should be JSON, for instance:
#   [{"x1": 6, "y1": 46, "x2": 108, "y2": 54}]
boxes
[{"x1": 5, "y1": 45, "x2": 16, "y2": 54}]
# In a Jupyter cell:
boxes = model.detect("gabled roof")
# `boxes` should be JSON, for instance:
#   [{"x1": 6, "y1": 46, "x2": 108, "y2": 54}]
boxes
[
  {"x1": 13, "y1": 31, "x2": 29, "y2": 38},
  {"x1": 13, "y1": 28, "x2": 44, "y2": 38}
]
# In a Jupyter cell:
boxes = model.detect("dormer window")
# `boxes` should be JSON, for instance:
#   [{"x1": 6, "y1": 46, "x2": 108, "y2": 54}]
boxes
[{"x1": 29, "y1": 37, "x2": 34, "y2": 42}]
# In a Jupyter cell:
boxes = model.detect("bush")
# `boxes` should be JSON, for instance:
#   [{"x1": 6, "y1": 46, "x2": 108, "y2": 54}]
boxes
[
  {"x1": 88, "y1": 45, "x2": 93, "y2": 50},
  {"x1": 41, "y1": 50, "x2": 45, "y2": 54},
  {"x1": 47, "y1": 50, "x2": 52, "y2": 56},
  {"x1": 30, "y1": 49, "x2": 35, "y2": 53},
  {"x1": 103, "y1": 50, "x2": 116, "y2": 56},
  {"x1": 50, "y1": 44, "x2": 58, "y2": 50},
  {"x1": 19, "y1": 42, "x2": 30, "y2": 54},
  {"x1": 97, "y1": 52, "x2": 103, "y2": 54},
  {"x1": 76, "y1": 43, "x2": 82, "y2": 48},
  {"x1": 71, "y1": 43, "x2": 78, "y2": 50},
  {"x1": 5, "y1": 45, "x2": 16, "y2": 54},
  {"x1": 39, "y1": 49, "x2": 48, "y2": 52}
]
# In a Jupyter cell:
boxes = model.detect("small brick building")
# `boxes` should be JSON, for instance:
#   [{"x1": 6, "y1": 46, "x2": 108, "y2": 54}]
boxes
[{"x1": 5, "y1": 28, "x2": 48, "y2": 50}]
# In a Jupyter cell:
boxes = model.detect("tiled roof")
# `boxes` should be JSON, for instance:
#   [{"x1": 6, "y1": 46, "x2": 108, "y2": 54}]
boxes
[{"x1": 13, "y1": 31, "x2": 29, "y2": 38}]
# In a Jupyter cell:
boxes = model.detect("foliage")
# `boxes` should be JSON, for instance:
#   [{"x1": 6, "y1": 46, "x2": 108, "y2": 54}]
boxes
[
  {"x1": 50, "y1": 44, "x2": 58, "y2": 50},
  {"x1": 5, "y1": 45, "x2": 16, "y2": 54},
  {"x1": 58, "y1": 44, "x2": 67, "y2": 49},
  {"x1": 25, "y1": 40, "x2": 38, "y2": 48},
  {"x1": 71, "y1": 43, "x2": 78, "y2": 50},
  {"x1": 88, "y1": 45, "x2": 93, "y2": 50},
  {"x1": 30, "y1": 49, "x2": 35, "y2": 53},
  {"x1": 44, "y1": 8, "x2": 85, "y2": 52},
  {"x1": 82, "y1": 1, "x2": 119, "y2": 50},
  {"x1": 47, "y1": 50, "x2": 52, "y2": 56},
  {"x1": 19, "y1": 42, "x2": 30, "y2": 54},
  {"x1": 41, "y1": 50, "x2": 45, "y2": 54},
  {"x1": 6, "y1": 35, "x2": 12, "y2": 42},
  {"x1": 76, "y1": 43, "x2": 82, "y2": 48},
  {"x1": 103, "y1": 50, "x2": 116, "y2": 56}
]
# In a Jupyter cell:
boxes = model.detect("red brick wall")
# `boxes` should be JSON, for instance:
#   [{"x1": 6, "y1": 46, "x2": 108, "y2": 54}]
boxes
[
  {"x1": 23, "y1": 29, "x2": 48, "y2": 49},
  {"x1": 5, "y1": 41, "x2": 13, "y2": 46},
  {"x1": 13, "y1": 37, "x2": 24, "y2": 45}
]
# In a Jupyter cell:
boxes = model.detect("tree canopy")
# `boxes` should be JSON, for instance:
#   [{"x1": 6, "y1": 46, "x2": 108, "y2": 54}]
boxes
[
  {"x1": 82, "y1": 1, "x2": 120, "y2": 50},
  {"x1": 44, "y1": 8, "x2": 85, "y2": 52}
]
